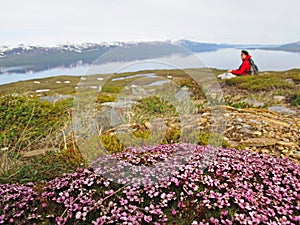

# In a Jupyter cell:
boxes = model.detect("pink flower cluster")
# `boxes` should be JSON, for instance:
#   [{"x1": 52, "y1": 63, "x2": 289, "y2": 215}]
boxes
[{"x1": 0, "y1": 144, "x2": 299, "y2": 224}]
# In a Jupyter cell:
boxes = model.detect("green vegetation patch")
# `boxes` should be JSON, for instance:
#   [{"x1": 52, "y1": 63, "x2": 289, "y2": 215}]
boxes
[
  {"x1": 289, "y1": 91, "x2": 300, "y2": 106},
  {"x1": 225, "y1": 74, "x2": 294, "y2": 91},
  {"x1": 133, "y1": 96, "x2": 177, "y2": 118},
  {"x1": 0, "y1": 147, "x2": 84, "y2": 184},
  {"x1": 0, "y1": 95, "x2": 73, "y2": 151}
]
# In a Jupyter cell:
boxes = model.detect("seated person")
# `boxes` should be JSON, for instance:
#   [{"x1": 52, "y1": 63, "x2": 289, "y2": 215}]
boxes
[{"x1": 227, "y1": 50, "x2": 252, "y2": 76}]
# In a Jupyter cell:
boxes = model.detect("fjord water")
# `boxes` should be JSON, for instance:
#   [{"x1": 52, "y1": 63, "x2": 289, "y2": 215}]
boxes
[{"x1": 0, "y1": 48, "x2": 300, "y2": 85}]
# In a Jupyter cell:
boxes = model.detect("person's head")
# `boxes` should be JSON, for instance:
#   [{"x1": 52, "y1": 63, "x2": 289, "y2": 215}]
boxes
[{"x1": 241, "y1": 50, "x2": 249, "y2": 60}]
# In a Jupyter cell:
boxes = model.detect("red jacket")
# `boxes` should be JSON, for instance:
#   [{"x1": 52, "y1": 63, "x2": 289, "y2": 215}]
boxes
[{"x1": 231, "y1": 55, "x2": 251, "y2": 75}]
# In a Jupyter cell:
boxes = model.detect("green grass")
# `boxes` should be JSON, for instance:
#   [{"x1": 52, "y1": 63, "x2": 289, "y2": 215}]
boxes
[
  {"x1": 0, "y1": 95, "x2": 77, "y2": 184},
  {"x1": 225, "y1": 96, "x2": 252, "y2": 109},
  {"x1": 96, "y1": 92, "x2": 116, "y2": 104},
  {"x1": 133, "y1": 96, "x2": 177, "y2": 118},
  {"x1": 225, "y1": 74, "x2": 294, "y2": 91},
  {"x1": 0, "y1": 95, "x2": 73, "y2": 151},
  {"x1": 198, "y1": 131, "x2": 229, "y2": 148},
  {"x1": 0, "y1": 147, "x2": 84, "y2": 184},
  {"x1": 0, "y1": 76, "x2": 81, "y2": 95},
  {"x1": 225, "y1": 69, "x2": 300, "y2": 90}
]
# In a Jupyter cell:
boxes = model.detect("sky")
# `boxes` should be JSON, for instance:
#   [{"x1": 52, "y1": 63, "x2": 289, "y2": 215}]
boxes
[{"x1": 0, "y1": 0, "x2": 299, "y2": 46}]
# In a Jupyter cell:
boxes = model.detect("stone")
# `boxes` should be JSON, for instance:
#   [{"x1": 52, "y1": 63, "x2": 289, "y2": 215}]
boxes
[
  {"x1": 281, "y1": 138, "x2": 290, "y2": 142},
  {"x1": 262, "y1": 117, "x2": 290, "y2": 128},
  {"x1": 175, "y1": 88, "x2": 192, "y2": 101},
  {"x1": 40, "y1": 94, "x2": 73, "y2": 104},
  {"x1": 242, "y1": 98, "x2": 265, "y2": 108},
  {"x1": 237, "y1": 117, "x2": 243, "y2": 122},
  {"x1": 101, "y1": 101, "x2": 137, "y2": 109},
  {"x1": 241, "y1": 127, "x2": 251, "y2": 133},
  {"x1": 144, "y1": 122, "x2": 151, "y2": 129},
  {"x1": 242, "y1": 138, "x2": 277, "y2": 146},
  {"x1": 262, "y1": 129, "x2": 268, "y2": 134},
  {"x1": 261, "y1": 149, "x2": 270, "y2": 154},
  {"x1": 282, "y1": 150, "x2": 289, "y2": 154},
  {"x1": 285, "y1": 78, "x2": 294, "y2": 84},
  {"x1": 21, "y1": 148, "x2": 53, "y2": 158},
  {"x1": 277, "y1": 141, "x2": 299, "y2": 148},
  {"x1": 248, "y1": 119, "x2": 262, "y2": 125},
  {"x1": 273, "y1": 96, "x2": 286, "y2": 102},
  {"x1": 95, "y1": 108, "x2": 123, "y2": 131},
  {"x1": 252, "y1": 131, "x2": 262, "y2": 136},
  {"x1": 242, "y1": 123, "x2": 251, "y2": 128},
  {"x1": 267, "y1": 106, "x2": 297, "y2": 115}
]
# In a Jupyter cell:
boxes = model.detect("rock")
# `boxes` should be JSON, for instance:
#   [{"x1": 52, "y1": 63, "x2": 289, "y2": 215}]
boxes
[
  {"x1": 175, "y1": 88, "x2": 192, "y2": 101},
  {"x1": 248, "y1": 119, "x2": 262, "y2": 125},
  {"x1": 101, "y1": 101, "x2": 137, "y2": 109},
  {"x1": 237, "y1": 117, "x2": 243, "y2": 122},
  {"x1": 40, "y1": 94, "x2": 73, "y2": 104},
  {"x1": 285, "y1": 78, "x2": 294, "y2": 84},
  {"x1": 262, "y1": 117, "x2": 290, "y2": 128},
  {"x1": 95, "y1": 108, "x2": 123, "y2": 131},
  {"x1": 242, "y1": 123, "x2": 251, "y2": 128},
  {"x1": 262, "y1": 129, "x2": 268, "y2": 134},
  {"x1": 267, "y1": 106, "x2": 297, "y2": 115},
  {"x1": 241, "y1": 127, "x2": 251, "y2": 133},
  {"x1": 277, "y1": 141, "x2": 299, "y2": 148},
  {"x1": 273, "y1": 96, "x2": 286, "y2": 102},
  {"x1": 242, "y1": 98, "x2": 265, "y2": 108},
  {"x1": 261, "y1": 148, "x2": 270, "y2": 154},
  {"x1": 144, "y1": 122, "x2": 151, "y2": 129},
  {"x1": 21, "y1": 148, "x2": 54, "y2": 158},
  {"x1": 242, "y1": 138, "x2": 277, "y2": 146},
  {"x1": 252, "y1": 131, "x2": 262, "y2": 136},
  {"x1": 282, "y1": 149, "x2": 289, "y2": 154}
]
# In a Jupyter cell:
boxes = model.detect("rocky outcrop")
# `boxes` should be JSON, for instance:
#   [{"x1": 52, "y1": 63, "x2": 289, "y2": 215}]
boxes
[{"x1": 198, "y1": 106, "x2": 300, "y2": 163}]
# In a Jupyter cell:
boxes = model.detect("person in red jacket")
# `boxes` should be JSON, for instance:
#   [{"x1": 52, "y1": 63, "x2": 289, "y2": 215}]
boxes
[{"x1": 227, "y1": 50, "x2": 251, "y2": 76}]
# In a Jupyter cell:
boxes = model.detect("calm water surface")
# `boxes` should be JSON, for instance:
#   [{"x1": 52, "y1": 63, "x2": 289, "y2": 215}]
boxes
[{"x1": 0, "y1": 49, "x2": 299, "y2": 85}]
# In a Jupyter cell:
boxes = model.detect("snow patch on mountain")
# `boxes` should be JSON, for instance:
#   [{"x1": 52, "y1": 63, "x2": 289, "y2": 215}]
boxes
[{"x1": 0, "y1": 42, "x2": 126, "y2": 58}]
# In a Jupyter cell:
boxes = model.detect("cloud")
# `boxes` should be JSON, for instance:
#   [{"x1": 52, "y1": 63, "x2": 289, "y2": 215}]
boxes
[{"x1": 0, "y1": 0, "x2": 299, "y2": 45}]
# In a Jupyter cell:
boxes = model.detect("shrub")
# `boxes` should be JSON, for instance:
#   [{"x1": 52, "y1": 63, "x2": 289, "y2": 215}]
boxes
[
  {"x1": 198, "y1": 132, "x2": 229, "y2": 148},
  {"x1": 99, "y1": 134, "x2": 125, "y2": 154},
  {"x1": 96, "y1": 93, "x2": 116, "y2": 104},
  {"x1": 133, "y1": 96, "x2": 176, "y2": 118},
  {"x1": 290, "y1": 92, "x2": 300, "y2": 106}
]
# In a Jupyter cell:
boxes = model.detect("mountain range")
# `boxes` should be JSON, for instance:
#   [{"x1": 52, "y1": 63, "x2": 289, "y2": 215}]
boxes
[
  {"x1": 266, "y1": 40, "x2": 300, "y2": 52},
  {"x1": 0, "y1": 40, "x2": 299, "y2": 75}
]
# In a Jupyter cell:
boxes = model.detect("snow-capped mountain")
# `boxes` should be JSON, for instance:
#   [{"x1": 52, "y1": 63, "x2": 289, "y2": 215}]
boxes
[
  {"x1": 0, "y1": 42, "x2": 123, "y2": 59},
  {"x1": 0, "y1": 40, "x2": 186, "y2": 74},
  {"x1": 0, "y1": 40, "x2": 229, "y2": 60},
  {"x1": 0, "y1": 39, "x2": 297, "y2": 75}
]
